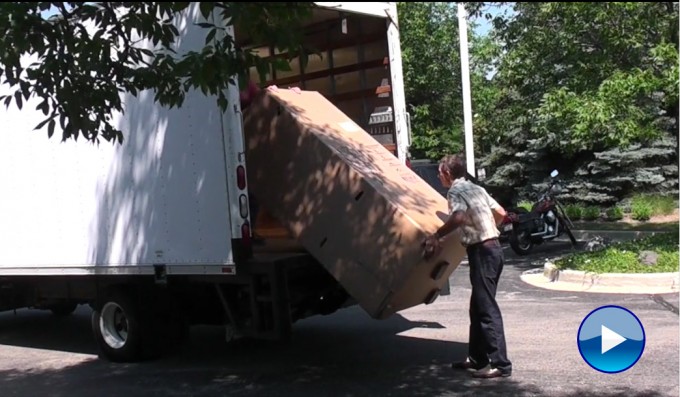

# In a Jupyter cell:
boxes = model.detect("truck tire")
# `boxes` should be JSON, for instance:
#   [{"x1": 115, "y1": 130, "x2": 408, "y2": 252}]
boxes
[{"x1": 91, "y1": 290, "x2": 163, "y2": 363}]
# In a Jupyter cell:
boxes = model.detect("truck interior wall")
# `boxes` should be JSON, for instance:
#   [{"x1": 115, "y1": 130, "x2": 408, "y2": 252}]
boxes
[
  {"x1": 235, "y1": 9, "x2": 398, "y2": 245},
  {"x1": 236, "y1": 10, "x2": 396, "y2": 153}
]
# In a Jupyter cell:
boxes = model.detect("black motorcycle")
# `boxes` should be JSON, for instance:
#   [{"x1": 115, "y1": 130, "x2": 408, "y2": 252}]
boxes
[{"x1": 501, "y1": 170, "x2": 578, "y2": 256}]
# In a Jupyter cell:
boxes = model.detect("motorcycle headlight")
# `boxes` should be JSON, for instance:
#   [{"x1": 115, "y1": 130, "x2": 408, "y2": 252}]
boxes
[{"x1": 550, "y1": 184, "x2": 562, "y2": 194}]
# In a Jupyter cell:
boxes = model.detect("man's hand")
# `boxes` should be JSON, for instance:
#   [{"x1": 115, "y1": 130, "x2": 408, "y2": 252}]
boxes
[{"x1": 421, "y1": 233, "x2": 441, "y2": 260}]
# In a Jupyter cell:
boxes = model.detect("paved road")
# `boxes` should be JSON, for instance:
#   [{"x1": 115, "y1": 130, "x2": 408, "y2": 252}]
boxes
[{"x1": 0, "y1": 241, "x2": 677, "y2": 397}]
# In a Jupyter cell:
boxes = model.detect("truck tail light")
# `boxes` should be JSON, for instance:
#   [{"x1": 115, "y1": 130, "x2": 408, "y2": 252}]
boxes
[
  {"x1": 241, "y1": 222, "x2": 251, "y2": 245},
  {"x1": 236, "y1": 165, "x2": 246, "y2": 190}
]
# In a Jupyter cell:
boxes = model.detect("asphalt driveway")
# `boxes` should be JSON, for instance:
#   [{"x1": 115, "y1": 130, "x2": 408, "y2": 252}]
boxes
[{"x1": 0, "y1": 241, "x2": 677, "y2": 397}]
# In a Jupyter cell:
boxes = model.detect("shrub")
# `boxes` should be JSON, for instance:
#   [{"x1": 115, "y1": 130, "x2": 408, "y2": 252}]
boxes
[
  {"x1": 582, "y1": 206, "x2": 601, "y2": 221},
  {"x1": 632, "y1": 194, "x2": 678, "y2": 217},
  {"x1": 631, "y1": 201, "x2": 653, "y2": 221},
  {"x1": 565, "y1": 204, "x2": 583, "y2": 221},
  {"x1": 605, "y1": 206, "x2": 624, "y2": 221},
  {"x1": 648, "y1": 195, "x2": 677, "y2": 216}
]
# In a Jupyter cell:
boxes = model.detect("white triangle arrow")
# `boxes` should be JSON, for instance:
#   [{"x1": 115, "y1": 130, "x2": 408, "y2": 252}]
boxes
[{"x1": 601, "y1": 325, "x2": 626, "y2": 354}]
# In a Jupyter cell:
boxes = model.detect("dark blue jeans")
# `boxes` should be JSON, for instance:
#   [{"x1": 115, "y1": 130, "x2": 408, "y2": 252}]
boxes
[{"x1": 466, "y1": 238, "x2": 512, "y2": 372}]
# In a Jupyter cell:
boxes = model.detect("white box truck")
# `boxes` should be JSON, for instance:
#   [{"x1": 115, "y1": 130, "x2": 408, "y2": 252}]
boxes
[{"x1": 0, "y1": 2, "x2": 462, "y2": 363}]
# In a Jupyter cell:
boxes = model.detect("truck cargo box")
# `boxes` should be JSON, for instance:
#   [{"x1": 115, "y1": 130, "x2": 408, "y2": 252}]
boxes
[{"x1": 243, "y1": 88, "x2": 465, "y2": 319}]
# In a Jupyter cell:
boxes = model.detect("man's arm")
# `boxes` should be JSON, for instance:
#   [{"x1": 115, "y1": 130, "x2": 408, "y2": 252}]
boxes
[
  {"x1": 436, "y1": 190, "x2": 469, "y2": 238},
  {"x1": 491, "y1": 205, "x2": 507, "y2": 226},
  {"x1": 486, "y1": 191, "x2": 506, "y2": 226},
  {"x1": 422, "y1": 192, "x2": 467, "y2": 260},
  {"x1": 434, "y1": 210, "x2": 467, "y2": 239},
  {"x1": 422, "y1": 212, "x2": 465, "y2": 260}
]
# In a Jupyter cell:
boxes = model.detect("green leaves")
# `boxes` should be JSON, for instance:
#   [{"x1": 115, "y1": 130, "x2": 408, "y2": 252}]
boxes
[
  {"x1": 398, "y1": 2, "x2": 466, "y2": 160},
  {"x1": 200, "y1": 2, "x2": 215, "y2": 20},
  {"x1": 0, "y1": 2, "x2": 313, "y2": 144},
  {"x1": 530, "y1": 52, "x2": 672, "y2": 155},
  {"x1": 471, "y1": 1, "x2": 678, "y2": 201},
  {"x1": 398, "y1": 2, "x2": 511, "y2": 162}
]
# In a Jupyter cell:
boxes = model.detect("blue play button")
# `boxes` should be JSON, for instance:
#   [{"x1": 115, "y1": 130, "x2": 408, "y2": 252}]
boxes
[{"x1": 577, "y1": 305, "x2": 646, "y2": 374}]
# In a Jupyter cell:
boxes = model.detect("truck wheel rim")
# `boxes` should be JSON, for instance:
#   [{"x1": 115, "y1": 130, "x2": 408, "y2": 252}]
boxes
[{"x1": 100, "y1": 302, "x2": 129, "y2": 349}]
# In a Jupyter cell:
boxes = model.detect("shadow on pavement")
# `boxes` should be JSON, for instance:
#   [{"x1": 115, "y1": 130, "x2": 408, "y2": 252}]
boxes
[
  {"x1": 0, "y1": 306, "x2": 98, "y2": 355},
  {"x1": 0, "y1": 298, "x2": 674, "y2": 396},
  {"x1": 0, "y1": 305, "x2": 526, "y2": 397}
]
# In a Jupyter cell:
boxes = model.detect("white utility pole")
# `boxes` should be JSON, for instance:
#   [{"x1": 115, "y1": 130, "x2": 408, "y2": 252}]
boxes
[{"x1": 457, "y1": 3, "x2": 475, "y2": 178}]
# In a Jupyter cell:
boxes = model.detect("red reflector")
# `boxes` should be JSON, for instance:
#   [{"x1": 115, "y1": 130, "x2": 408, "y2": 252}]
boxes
[
  {"x1": 241, "y1": 222, "x2": 251, "y2": 246},
  {"x1": 406, "y1": 158, "x2": 411, "y2": 169},
  {"x1": 236, "y1": 165, "x2": 246, "y2": 190}
]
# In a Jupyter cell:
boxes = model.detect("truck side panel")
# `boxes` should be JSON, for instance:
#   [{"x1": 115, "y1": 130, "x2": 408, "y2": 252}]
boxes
[
  {"x1": 0, "y1": 6, "x2": 240, "y2": 275},
  {"x1": 384, "y1": 3, "x2": 411, "y2": 164}
]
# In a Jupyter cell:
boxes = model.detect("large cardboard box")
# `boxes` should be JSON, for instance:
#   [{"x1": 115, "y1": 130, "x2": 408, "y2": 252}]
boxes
[{"x1": 243, "y1": 88, "x2": 465, "y2": 319}]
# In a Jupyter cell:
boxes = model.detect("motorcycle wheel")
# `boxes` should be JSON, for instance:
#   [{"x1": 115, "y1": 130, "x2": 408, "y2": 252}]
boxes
[{"x1": 509, "y1": 229, "x2": 534, "y2": 256}]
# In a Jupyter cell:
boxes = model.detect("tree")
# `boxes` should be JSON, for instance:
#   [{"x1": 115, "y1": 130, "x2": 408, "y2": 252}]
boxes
[
  {"x1": 397, "y1": 2, "x2": 501, "y2": 161},
  {"x1": 0, "y1": 2, "x2": 313, "y2": 144},
  {"x1": 506, "y1": 2, "x2": 678, "y2": 154},
  {"x1": 468, "y1": 33, "x2": 503, "y2": 155},
  {"x1": 397, "y1": 2, "x2": 464, "y2": 160},
  {"x1": 477, "y1": 2, "x2": 679, "y2": 203}
]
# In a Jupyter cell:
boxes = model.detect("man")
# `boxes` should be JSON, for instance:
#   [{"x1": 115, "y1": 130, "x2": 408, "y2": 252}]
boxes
[{"x1": 422, "y1": 154, "x2": 513, "y2": 379}]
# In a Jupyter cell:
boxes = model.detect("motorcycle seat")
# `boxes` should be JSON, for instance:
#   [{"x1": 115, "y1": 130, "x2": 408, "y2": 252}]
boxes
[{"x1": 514, "y1": 211, "x2": 544, "y2": 231}]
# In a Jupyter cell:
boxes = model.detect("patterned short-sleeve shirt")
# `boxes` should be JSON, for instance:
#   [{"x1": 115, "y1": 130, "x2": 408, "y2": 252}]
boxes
[{"x1": 447, "y1": 177, "x2": 502, "y2": 247}]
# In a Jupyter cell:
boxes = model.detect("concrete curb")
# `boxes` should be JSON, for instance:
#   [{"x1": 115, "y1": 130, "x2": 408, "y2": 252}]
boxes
[
  {"x1": 519, "y1": 228, "x2": 678, "y2": 294},
  {"x1": 556, "y1": 229, "x2": 665, "y2": 243},
  {"x1": 502, "y1": 227, "x2": 668, "y2": 246},
  {"x1": 543, "y1": 262, "x2": 680, "y2": 289},
  {"x1": 521, "y1": 262, "x2": 680, "y2": 294}
]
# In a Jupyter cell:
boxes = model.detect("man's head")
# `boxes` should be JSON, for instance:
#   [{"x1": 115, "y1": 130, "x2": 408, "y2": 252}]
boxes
[{"x1": 438, "y1": 154, "x2": 466, "y2": 187}]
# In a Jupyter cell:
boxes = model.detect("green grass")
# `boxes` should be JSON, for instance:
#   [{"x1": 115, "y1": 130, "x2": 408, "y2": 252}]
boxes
[{"x1": 555, "y1": 230, "x2": 679, "y2": 274}]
